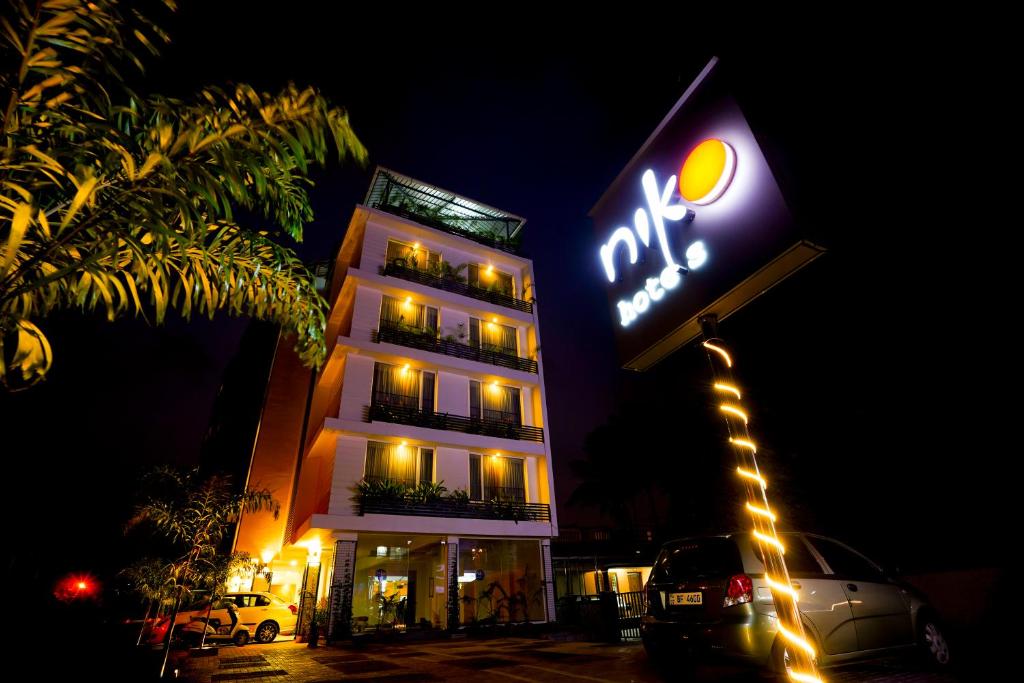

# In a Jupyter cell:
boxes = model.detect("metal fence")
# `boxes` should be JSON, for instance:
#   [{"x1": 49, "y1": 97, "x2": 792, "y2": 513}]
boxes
[
  {"x1": 383, "y1": 263, "x2": 534, "y2": 314},
  {"x1": 615, "y1": 590, "x2": 648, "y2": 641},
  {"x1": 358, "y1": 497, "x2": 551, "y2": 522},
  {"x1": 374, "y1": 325, "x2": 539, "y2": 374},
  {"x1": 555, "y1": 591, "x2": 648, "y2": 642},
  {"x1": 367, "y1": 402, "x2": 544, "y2": 442}
]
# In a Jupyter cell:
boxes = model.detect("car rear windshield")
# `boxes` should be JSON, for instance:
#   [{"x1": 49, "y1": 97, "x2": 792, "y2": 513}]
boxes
[{"x1": 652, "y1": 538, "x2": 743, "y2": 582}]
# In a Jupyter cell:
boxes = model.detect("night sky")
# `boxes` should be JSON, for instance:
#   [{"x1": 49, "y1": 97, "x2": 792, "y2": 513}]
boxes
[{"x1": 2, "y1": 5, "x2": 1010, "y2": 599}]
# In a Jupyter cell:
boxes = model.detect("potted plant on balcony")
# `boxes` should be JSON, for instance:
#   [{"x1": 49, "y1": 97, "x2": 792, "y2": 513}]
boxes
[
  {"x1": 407, "y1": 481, "x2": 447, "y2": 505},
  {"x1": 447, "y1": 489, "x2": 470, "y2": 510}
]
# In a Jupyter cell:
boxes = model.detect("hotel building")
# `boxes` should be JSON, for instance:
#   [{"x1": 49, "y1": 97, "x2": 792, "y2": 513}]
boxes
[{"x1": 233, "y1": 169, "x2": 558, "y2": 635}]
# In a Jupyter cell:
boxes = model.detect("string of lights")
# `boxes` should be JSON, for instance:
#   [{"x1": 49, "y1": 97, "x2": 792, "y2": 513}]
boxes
[{"x1": 701, "y1": 325, "x2": 823, "y2": 683}]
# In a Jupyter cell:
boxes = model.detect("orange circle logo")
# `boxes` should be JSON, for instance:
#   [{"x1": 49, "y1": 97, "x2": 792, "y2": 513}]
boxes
[{"x1": 679, "y1": 138, "x2": 736, "y2": 205}]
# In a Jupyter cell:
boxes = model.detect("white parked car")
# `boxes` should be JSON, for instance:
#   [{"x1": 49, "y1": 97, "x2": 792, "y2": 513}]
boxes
[{"x1": 175, "y1": 591, "x2": 298, "y2": 643}]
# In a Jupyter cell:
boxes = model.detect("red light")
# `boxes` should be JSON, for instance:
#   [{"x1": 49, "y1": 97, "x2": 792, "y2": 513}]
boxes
[
  {"x1": 724, "y1": 574, "x2": 753, "y2": 607},
  {"x1": 288, "y1": 604, "x2": 297, "y2": 615},
  {"x1": 54, "y1": 573, "x2": 98, "y2": 602}
]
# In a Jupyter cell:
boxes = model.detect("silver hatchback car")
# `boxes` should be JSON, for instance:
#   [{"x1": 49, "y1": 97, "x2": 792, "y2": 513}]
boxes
[{"x1": 641, "y1": 532, "x2": 951, "y2": 674}]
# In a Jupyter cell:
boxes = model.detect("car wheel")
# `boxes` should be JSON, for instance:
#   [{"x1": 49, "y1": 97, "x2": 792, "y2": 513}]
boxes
[
  {"x1": 919, "y1": 617, "x2": 951, "y2": 667},
  {"x1": 255, "y1": 621, "x2": 279, "y2": 644},
  {"x1": 233, "y1": 631, "x2": 250, "y2": 647},
  {"x1": 771, "y1": 628, "x2": 819, "y2": 678}
]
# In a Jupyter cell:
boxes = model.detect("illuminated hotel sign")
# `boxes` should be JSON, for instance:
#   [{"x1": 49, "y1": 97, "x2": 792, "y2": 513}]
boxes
[{"x1": 591, "y1": 58, "x2": 825, "y2": 370}]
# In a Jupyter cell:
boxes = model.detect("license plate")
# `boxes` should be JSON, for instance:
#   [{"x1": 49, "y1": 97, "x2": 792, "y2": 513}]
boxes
[{"x1": 668, "y1": 592, "x2": 702, "y2": 606}]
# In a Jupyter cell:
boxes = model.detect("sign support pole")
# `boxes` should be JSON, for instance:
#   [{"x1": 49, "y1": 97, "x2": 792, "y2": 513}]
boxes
[{"x1": 699, "y1": 313, "x2": 822, "y2": 683}]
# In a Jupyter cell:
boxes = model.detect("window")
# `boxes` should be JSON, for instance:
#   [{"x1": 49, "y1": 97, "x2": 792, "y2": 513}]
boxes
[
  {"x1": 418, "y1": 448, "x2": 434, "y2": 485},
  {"x1": 468, "y1": 264, "x2": 515, "y2": 297},
  {"x1": 254, "y1": 596, "x2": 272, "y2": 607},
  {"x1": 421, "y1": 371, "x2": 435, "y2": 413},
  {"x1": 386, "y1": 239, "x2": 439, "y2": 271},
  {"x1": 469, "y1": 380, "x2": 522, "y2": 425},
  {"x1": 752, "y1": 535, "x2": 825, "y2": 577},
  {"x1": 469, "y1": 454, "x2": 482, "y2": 500},
  {"x1": 627, "y1": 571, "x2": 643, "y2": 592},
  {"x1": 364, "y1": 440, "x2": 433, "y2": 486},
  {"x1": 469, "y1": 380, "x2": 481, "y2": 420},
  {"x1": 372, "y1": 362, "x2": 435, "y2": 412},
  {"x1": 807, "y1": 537, "x2": 883, "y2": 580},
  {"x1": 468, "y1": 317, "x2": 517, "y2": 357},
  {"x1": 469, "y1": 454, "x2": 525, "y2": 502},
  {"x1": 380, "y1": 294, "x2": 438, "y2": 336}
]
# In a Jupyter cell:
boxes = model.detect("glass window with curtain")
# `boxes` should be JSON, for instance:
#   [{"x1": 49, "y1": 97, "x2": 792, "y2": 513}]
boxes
[
  {"x1": 386, "y1": 239, "x2": 440, "y2": 271},
  {"x1": 470, "y1": 317, "x2": 518, "y2": 357},
  {"x1": 364, "y1": 441, "x2": 422, "y2": 486},
  {"x1": 468, "y1": 264, "x2": 514, "y2": 297},
  {"x1": 483, "y1": 384, "x2": 521, "y2": 425},
  {"x1": 469, "y1": 454, "x2": 525, "y2": 502},
  {"x1": 373, "y1": 362, "x2": 422, "y2": 409},
  {"x1": 381, "y1": 295, "x2": 439, "y2": 336}
]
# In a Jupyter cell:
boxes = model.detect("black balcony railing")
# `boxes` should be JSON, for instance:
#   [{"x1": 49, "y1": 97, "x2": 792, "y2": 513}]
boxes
[
  {"x1": 358, "y1": 497, "x2": 551, "y2": 522},
  {"x1": 374, "y1": 324, "x2": 539, "y2": 374},
  {"x1": 382, "y1": 263, "x2": 534, "y2": 314},
  {"x1": 367, "y1": 401, "x2": 544, "y2": 443},
  {"x1": 479, "y1": 485, "x2": 527, "y2": 503},
  {"x1": 372, "y1": 391, "x2": 420, "y2": 411}
]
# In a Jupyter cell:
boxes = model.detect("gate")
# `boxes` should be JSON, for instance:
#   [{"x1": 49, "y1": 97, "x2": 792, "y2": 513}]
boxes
[{"x1": 616, "y1": 590, "x2": 647, "y2": 641}]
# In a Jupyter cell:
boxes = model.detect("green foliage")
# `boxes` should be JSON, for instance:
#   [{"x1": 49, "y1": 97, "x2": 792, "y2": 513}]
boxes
[
  {"x1": 429, "y1": 259, "x2": 468, "y2": 283},
  {"x1": 354, "y1": 478, "x2": 480, "y2": 508},
  {"x1": 484, "y1": 497, "x2": 524, "y2": 524},
  {"x1": 354, "y1": 477, "x2": 409, "y2": 503},
  {"x1": 126, "y1": 466, "x2": 278, "y2": 589},
  {"x1": 0, "y1": 0, "x2": 367, "y2": 390},
  {"x1": 407, "y1": 480, "x2": 448, "y2": 504},
  {"x1": 119, "y1": 557, "x2": 175, "y2": 603}
]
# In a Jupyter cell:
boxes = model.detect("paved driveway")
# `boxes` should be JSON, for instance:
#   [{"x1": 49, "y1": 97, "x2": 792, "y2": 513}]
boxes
[{"x1": 180, "y1": 636, "x2": 960, "y2": 682}]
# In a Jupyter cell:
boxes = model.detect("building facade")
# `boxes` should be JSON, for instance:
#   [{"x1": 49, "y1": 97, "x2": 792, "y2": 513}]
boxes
[{"x1": 233, "y1": 169, "x2": 558, "y2": 634}]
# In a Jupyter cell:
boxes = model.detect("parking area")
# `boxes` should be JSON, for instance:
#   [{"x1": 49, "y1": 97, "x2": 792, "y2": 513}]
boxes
[{"x1": 178, "y1": 636, "x2": 961, "y2": 682}]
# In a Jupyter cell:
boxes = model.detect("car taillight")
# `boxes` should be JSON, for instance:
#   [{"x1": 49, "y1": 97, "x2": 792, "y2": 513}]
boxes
[
  {"x1": 288, "y1": 604, "x2": 297, "y2": 615},
  {"x1": 723, "y1": 574, "x2": 753, "y2": 607}
]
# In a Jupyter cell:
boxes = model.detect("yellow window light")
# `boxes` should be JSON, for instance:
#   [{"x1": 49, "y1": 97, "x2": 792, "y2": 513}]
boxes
[
  {"x1": 720, "y1": 404, "x2": 748, "y2": 424},
  {"x1": 764, "y1": 574, "x2": 799, "y2": 601},
  {"x1": 752, "y1": 530, "x2": 785, "y2": 554},
  {"x1": 777, "y1": 624, "x2": 816, "y2": 659},
  {"x1": 736, "y1": 466, "x2": 767, "y2": 488},
  {"x1": 746, "y1": 502, "x2": 777, "y2": 522},
  {"x1": 701, "y1": 340, "x2": 733, "y2": 367},
  {"x1": 713, "y1": 382, "x2": 741, "y2": 399},
  {"x1": 730, "y1": 437, "x2": 757, "y2": 453}
]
